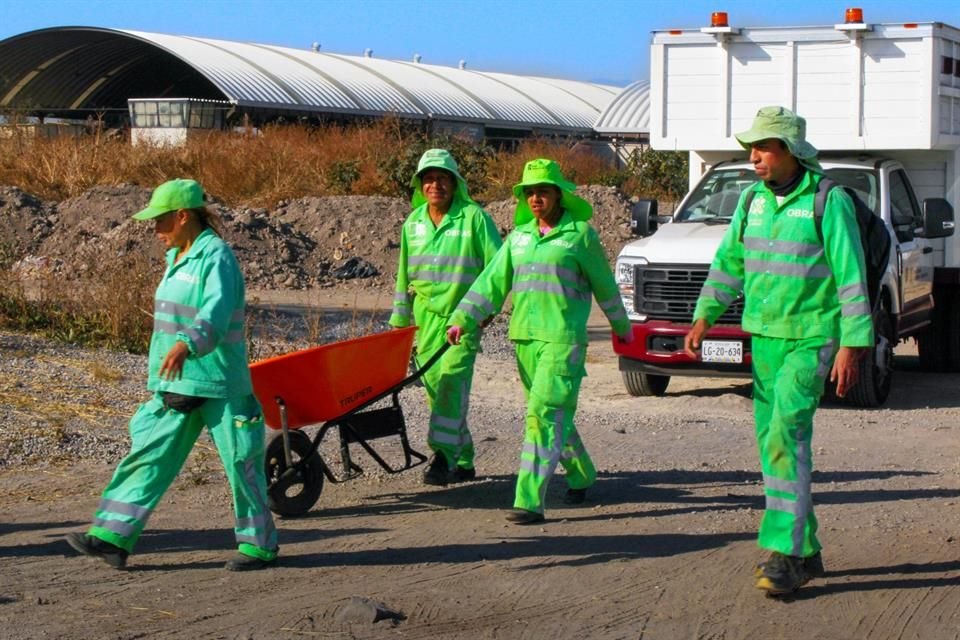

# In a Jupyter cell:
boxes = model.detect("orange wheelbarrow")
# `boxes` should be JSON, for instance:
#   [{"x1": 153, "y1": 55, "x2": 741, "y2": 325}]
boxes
[{"x1": 250, "y1": 326, "x2": 448, "y2": 517}]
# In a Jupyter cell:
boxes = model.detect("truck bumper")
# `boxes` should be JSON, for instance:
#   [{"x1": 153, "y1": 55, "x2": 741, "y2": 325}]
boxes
[{"x1": 611, "y1": 321, "x2": 753, "y2": 378}]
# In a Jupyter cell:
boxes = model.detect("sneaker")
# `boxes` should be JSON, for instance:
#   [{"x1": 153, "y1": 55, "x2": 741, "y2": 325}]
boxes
[
  {"x1": 449, "y1": 466, "x2": 477, "y2": 483},
  {"x1": 64, "y1": 532, "x2": 128, "y2": 569},
  {"x1": 505, "y1": 509, "x2": 545, "y2": 525},
  {"x1": 422, "y1": 455, "x2": 451, "y2": 486},
  {"x1": 224, "y1": 552, "x2": 278, "y2": 572},
  {"x1": 564, "y1": 488, "x2": 587, "y2": 505},
  {"x1": 754, "y1": 551, "x2": 825, "y2": 579},
  {"x1": 755, "y1": 551, "x2": 821, "y2": 595}
]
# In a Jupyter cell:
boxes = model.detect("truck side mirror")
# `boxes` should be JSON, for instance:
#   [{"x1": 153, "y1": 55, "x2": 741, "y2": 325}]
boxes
[
  {"x1": 918, "y1": 198, "x2": 955, "y2": 239},
  {"x1": 630, "y1": 199, "x2": 658, "y2": 237}
]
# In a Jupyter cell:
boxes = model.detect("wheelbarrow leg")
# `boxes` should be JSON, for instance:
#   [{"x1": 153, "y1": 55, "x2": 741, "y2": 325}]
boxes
[{"x1": 277, "y1": 396, "x2": 293, "y2": 468}]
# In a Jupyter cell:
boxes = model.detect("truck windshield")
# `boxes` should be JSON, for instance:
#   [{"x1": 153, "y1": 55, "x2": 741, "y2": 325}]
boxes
[{"x1": 675, "y1": 166, "x2": 879, "y2": 223}]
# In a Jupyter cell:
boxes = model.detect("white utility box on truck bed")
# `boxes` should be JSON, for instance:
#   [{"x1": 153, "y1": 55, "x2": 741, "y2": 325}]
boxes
[{"x1": 614, "y1": 12, "x2": 960, "y2": 406}]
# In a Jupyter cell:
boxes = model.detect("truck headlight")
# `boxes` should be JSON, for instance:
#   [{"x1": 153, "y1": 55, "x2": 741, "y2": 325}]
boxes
[{"x1": 616, "y1": 257, "x2": 647, "y2": 284}]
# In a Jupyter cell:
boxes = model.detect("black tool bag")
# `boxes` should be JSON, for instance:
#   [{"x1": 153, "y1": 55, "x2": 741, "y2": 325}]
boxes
[{"x1": 161, "y1": 392, "x2": 207, "y2": 413}]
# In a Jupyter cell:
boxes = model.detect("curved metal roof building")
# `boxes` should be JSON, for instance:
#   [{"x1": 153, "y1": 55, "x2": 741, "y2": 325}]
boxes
[
  {"x1": 0, "y1": 26, "x2": 622, "y2": 134},
  {"x1": 593, "y1": 80, "x2": 651, "y2": 137}
]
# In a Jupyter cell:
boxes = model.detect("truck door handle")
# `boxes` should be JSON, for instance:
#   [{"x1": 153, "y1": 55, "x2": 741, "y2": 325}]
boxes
[{"x1": 922, "y1": 246, "x2": 933, "y2": 254}]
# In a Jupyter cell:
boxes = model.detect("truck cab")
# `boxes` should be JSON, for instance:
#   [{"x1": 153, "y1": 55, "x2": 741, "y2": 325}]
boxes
[
  {"x1": 612, "y1": 14, "x2": 960, "y2": 407},
  {"x1": 613, "y1": 155, "x2": 955, "y2": 406}
]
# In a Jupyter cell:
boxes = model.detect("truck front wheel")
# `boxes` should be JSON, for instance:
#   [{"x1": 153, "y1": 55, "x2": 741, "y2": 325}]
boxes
[
  {"x1": 621, "y1": 370, "x2": 670, "y2": 397},
  {"x1": 844, "y1": 308, "x2": 894, "y2": 408}
]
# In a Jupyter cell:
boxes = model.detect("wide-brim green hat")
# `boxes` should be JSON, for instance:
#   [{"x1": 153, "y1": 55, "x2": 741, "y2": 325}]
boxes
[
  {"x1": 512, "y1": 158, "x2": 592, "y2": 225},
  {"x1": 735, "y1": 106, "x2": 820, "y2": 160},
  {"x1": 409, "y1": 148, "x2": 474, "y2": 208},
  {"x1": 133, "y1": 178, "x2": 205, "y2": 220}
]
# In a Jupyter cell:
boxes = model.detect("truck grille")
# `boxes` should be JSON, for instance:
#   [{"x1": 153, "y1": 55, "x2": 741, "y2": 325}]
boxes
[{"x1": 634, "y1": 264, "x2": 744, "y2": 324}]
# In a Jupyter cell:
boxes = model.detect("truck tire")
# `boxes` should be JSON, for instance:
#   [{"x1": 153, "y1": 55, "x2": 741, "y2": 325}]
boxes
[
  {"x1": 621, "y1": 370, "x2": 670, "y2": 397},
  {"x1": 844, "y1": 308, "x2": 894, "y2": 408},
  {"x1": 917, "y1": 290, "x2": 951, "y2": 372}
]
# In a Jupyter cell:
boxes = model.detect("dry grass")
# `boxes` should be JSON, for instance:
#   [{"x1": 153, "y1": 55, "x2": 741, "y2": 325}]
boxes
[{"x1": 0, "y1": 118, "x2": 682, "y2": 208}]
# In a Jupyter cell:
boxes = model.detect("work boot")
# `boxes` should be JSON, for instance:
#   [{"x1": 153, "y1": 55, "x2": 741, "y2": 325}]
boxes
[
  {"x1": 754, "y1": 551, "x2": 825, "y2": 579},
  {"x1": 505, "y1": 509, "x2": 545, "y2": 525},
  {"x1": 449, "y1": 466, "x2": 477, "y2": 483},
  {"x1": 224, "y1": 552, "x2": 278, "y2": 572},
  {"x1": 563, "y1": 488, "x2": 587, "y2": 505},
  {"x1": 64, "y1": 532, "x2": 128, "y2": 569},
  {"x1": 755, "y1": 551, "x2": 821, "y2": 595},
  {"x1": 422, "y1": 454, "x2": 451, "y2": 486}
]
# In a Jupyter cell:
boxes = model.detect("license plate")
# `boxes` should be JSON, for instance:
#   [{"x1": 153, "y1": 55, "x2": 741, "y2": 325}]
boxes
[{"x1": 701, "y1": 340, "x2": 743, "y2": 363}]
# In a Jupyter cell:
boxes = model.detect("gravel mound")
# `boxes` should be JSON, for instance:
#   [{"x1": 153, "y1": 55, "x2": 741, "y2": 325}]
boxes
[{"x1": 1, "y1": 183, "x2": 638, "y2": 292}]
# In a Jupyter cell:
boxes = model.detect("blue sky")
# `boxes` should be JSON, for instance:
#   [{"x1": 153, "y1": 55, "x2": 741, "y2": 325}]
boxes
[{"x1": 2, "y1": 0, "x2": 957, "y2": 86}]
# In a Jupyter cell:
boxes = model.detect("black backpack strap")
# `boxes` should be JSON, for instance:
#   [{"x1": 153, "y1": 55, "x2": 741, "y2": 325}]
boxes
[{"x1": 813, "y1": 176, "x2": 836, "y2": 244}]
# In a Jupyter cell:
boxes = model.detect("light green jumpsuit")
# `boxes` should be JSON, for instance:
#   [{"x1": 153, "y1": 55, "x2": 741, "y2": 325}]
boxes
[
  {"x1": 450, "y1": 210, "x2": 631, "y2": 514},
  {"x1": 389, "y1": 171, "x2": 502, "y2": 472},
  {"x1": 88, "y1": 229, "x2": 277, "y2": 562},
  {"x1": 694, "y1": 170, "x2": 872, "y2": 558}
]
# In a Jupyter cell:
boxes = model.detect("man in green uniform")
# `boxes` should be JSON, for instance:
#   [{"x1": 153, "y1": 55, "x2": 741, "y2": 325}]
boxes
[
  {"x1": 684, "y1": 107, "x2": 873, "y2": 595},
  {"x1": 389, "y1": 149, "x2": 502, "y2": 485},
  {"x1": 447, "y1": 159, "x2": 633, "y2": 523}
]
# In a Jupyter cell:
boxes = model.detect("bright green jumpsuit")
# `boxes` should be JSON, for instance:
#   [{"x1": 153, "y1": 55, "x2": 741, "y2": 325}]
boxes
[
  {"x1": 450, "y1": 210, "x2": 631, "y2": 514},
  {"x1": 389, "y1": 195, "x2": 502, "y2": 471},
  {"x1": 694, "y1": 170, "x2": 872, "y2": 558},
  {"x1": 87, "y1": 229, "x2": 278, "y2": 562}
]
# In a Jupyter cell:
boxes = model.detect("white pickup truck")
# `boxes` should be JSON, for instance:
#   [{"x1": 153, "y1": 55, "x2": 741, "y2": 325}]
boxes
[{"x1": 613, "y1": 14, "x2": 960, "y2": 407}]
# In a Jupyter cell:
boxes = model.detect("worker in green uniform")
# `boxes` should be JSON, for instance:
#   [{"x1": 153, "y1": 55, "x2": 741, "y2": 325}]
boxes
[
  {"x1": 65, "y1": 179, "x2": 278, "y2": 571},
  {"x1": 684, "y1": 107, "x2": 873, "y2": 595},
  {"x1": 447, "y1": 158, "x2": 633, "y2": 524},
  {"x1": 389, "y1": 149, "x2": 502, "y2": 485}
]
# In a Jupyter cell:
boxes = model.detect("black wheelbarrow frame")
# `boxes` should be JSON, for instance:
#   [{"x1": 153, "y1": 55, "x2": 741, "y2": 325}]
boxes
[{"x1": 264, "y1": 342, "x2": 449, "y2": 516}]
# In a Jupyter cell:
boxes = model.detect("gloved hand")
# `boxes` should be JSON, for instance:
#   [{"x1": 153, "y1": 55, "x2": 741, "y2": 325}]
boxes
[
  {"x1": 446, "y1": 326, "x2": 463, "y2": 345},
  {"x1": 618, "y1": 331, "x2": 635, "y2": 345}
]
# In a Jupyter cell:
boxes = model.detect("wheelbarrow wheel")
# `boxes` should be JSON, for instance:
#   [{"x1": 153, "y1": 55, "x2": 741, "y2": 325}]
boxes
[{"x1": 264, "y1": 430, "x2": 324, "y2": 517}]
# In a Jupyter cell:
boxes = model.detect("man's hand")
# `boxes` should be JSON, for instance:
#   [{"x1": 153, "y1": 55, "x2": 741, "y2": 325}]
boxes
[
  {"x1": 159, "y1": 341, "x2": 190, "y2": 380},
  {"x1": 617, "y1": 330, "x2": 635, "y2": 345},
  {"x1": 683, "y1": 319, "x2": 711, "y2": 359},
  {"x1": 830, "y1": 346, "x2": 866, "y2": 397},
  {"x1": 446, "y1": 326, "x2": 463, "y2": 345}
]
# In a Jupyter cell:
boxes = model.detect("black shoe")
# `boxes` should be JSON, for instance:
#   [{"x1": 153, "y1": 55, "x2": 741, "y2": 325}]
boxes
[
  {"x1": 64, "y1": 532, "x2": 128, "y2": 569},
  {"x1": 224, "y1": 552, "x2": 278, "y2": 572},
  {"x1": 423, "y1": 455, "x2": 451, "y2": 486},
  {"x1": 755, "y1": 551, "x2": 821, "y2": 595},
  {"x1": 754, "y1": 551, "x2": 825, "y2": 579},
  {"x1": 505, "y1": 509, "x2": 545, "y2": 525},
  {"x1": 449, "y1": 466, "x2": 477, "y2": 483},
  {"x1": 564, "y1": 488, "x2": 587, "y2": 505}
]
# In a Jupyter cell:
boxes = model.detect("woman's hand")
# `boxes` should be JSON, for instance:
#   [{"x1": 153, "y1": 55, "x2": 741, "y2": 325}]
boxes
[
  {"x1": 159, "y1": 341, "x2": 190, "y2": 380},
  {"x1": 446, "y1": 326, "x2": 463, "y2": 345}
]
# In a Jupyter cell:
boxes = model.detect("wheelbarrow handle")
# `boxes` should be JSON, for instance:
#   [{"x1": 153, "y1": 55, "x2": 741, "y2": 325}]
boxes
[{"x1": 404, "y1": 342, "x2": 450, "y2": 386}]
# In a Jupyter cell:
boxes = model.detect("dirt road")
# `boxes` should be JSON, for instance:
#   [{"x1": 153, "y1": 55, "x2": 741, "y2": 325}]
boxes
[{"x1": 1, "y1": 300, "x2": 959, "y2": 639}]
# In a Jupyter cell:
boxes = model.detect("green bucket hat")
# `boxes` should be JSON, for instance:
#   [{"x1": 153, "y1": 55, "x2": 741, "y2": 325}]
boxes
[
  {"x1": 133, "y1": 178, "x2": 206, "y2": 220},
  {"x1": 409, "y1": 148, "x2": 474, "y2": 209},
  {"x1": 735, "y1": 106, "x2": 822, "y2": 171},
  {"x1": 512, "y1": 158, "x2": 592, "y2": 225}
]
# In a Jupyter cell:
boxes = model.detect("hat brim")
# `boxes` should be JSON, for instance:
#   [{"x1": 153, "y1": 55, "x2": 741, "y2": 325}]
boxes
[
  {"x1": 513, "y1": 190, "x2": 592, "y2": 225},
  {"x1": 735, "y1": 128, "x2": 818, "y2": 160},
  {"x1": 410, "y1": 168, "x2": 473, "y2": 209},
  {"x1": 132, "y1": 206, "x2": 172, "y2": 221}
]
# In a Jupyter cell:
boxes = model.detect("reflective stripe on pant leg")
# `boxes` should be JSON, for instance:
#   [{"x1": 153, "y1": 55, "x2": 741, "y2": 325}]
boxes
[
  {"x1": 205, "y1": 395, "x2": 278, "y2": 560},
  {"x1": 756, "y1": 336, "x2": 834, "y2": 557},
  {"x1": 554, "y1": 343, "x2": 594, "y2": 491},
  {"x1": 89, "y1": 395, "x2": 203, "y2": 552},
  {"x1": 416, "y1": 305, "x2": 478, "y2": 468},
  {"x1": 513, "y1": 341, "x2": 581, "y2": 513}
]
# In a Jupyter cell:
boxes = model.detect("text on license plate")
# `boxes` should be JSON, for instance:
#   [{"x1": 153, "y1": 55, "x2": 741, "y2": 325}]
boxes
[{"x1": 701, "y1": 340, "x2": 743, "y2": 363}]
